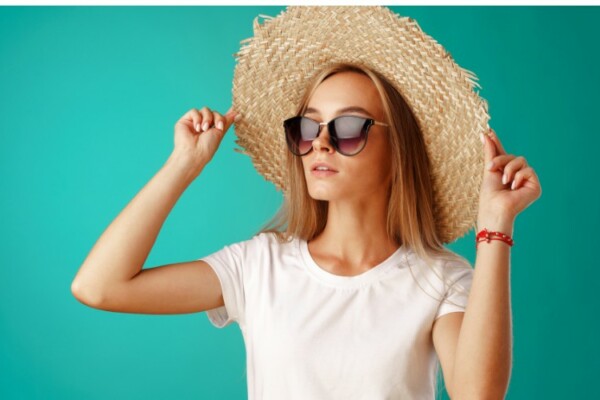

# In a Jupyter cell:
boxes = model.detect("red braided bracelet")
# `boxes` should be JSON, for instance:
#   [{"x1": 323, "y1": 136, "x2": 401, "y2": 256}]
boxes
[{"x1": 475, "y1": 228, "x2": 514, "y2": 248}]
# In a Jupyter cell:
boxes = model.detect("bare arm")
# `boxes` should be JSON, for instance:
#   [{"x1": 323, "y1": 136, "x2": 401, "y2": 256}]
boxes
[
  {"x1": 71, "y1": 106, "x2": 239, "y2": 314},
  {"x1": 450, "y1": 214, "x2": 514, "y2": 399},
  {"x1": 437, "y1": 125, "x2": 541, "y2": 399}
]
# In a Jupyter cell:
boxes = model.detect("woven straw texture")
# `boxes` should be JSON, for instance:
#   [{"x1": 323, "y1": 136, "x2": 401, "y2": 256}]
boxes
[{"x1": 230, "y1": 6, "x2": 491, "y2": 244}]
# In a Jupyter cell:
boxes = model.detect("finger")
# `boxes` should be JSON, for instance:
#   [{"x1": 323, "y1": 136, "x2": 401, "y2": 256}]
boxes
[
  {"x1": 213, "y1": 111, "x2": 231, "y2": 132},
  {"x1": 210, "y1": 111, "x2": 223, "y2": 132},
  {"x1": 482, "y1": 129, "x2": 501, "y2": 169},
  {"x1": 222, "y1": 108, "x2": 239, "y2": 132},
  {"x1": 191, "y1": 108, "x2": 204, "y2": 133},
  {"x1": 177, "y1": 108, "x2": 202, "y2": 133},
  {"x1": 487, "y1": 154, "x2": 516, "y2": 172},
  {"x1": 501, "y1": 156, "x2": 528, "y2": 185},
  {"x1": 199, "y1": 106, "x2": 213, "y2": 132},
  {"x1": 208, "y1": 108, "x2": 238, "y2": 136},
  {"x1": 511, "y1": 166, "x2": 535, "y2": 190},
  {"x1": 488, "y1": 128, "x2": 508, "y2": 156}
]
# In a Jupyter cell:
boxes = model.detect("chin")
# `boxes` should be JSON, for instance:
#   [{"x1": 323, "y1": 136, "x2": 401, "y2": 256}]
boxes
[
  {"x1": 306, "y1": 186, "x2": 342, "y2": 201},
  {"x1": 308, "y1": 194, "x2": 331, "y2": 201},
  {"x1": 304, "y1": 173, "x2": 345, "y2": 201}
]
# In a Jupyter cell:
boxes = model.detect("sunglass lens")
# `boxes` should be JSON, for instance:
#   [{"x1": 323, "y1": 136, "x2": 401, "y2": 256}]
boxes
[
  {"x1": 334, "y1": 116, "x2": 369, "y2": 155},
  {"x1": 285, "y1": 117, "x2": 318, "y2": 155}
]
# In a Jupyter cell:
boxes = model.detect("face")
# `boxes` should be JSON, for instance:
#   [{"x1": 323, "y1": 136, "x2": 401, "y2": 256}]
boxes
[{"x1": 300, "y1": 71, "x2": 392, "y2": 203}]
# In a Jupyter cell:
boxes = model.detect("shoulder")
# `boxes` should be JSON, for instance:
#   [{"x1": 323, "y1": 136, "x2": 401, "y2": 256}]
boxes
[
  {"x1": 405, "y1": 247, "x2": 473, "y2": 290},
  {"x1": 231, "y1": 231, "x2": 297, "y2": 254},
  {"x1": 440, "y1": 250, "x2": 472, "y2": 274},
  {"x1": 437, "y1": 250, "x2": 473, "y2": 293},
  {"x1": 249, "y1": 231, "x2": 291, "y2": 246}
]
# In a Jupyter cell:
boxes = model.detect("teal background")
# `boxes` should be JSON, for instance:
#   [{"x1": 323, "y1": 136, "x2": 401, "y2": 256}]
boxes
[{"x1": 1, "y1": 5, "x2": 597, "y2": 399}]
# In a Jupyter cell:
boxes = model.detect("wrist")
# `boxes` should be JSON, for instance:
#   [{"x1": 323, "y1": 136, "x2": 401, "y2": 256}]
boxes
[
  {"x1": 476, "y1": 213, "x2": 515, "y2": 236},
  {"x1": 165, "y1": 152, "x2": 206, "y2": 185}
]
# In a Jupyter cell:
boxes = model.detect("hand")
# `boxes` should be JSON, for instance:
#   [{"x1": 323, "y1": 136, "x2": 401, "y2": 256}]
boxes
[
  {"x1": 172, "y1": 105, "x2": 240, "y2": 170},
  {"x1": 478, "y1": 128, "x2": 542, "y2": 222}
]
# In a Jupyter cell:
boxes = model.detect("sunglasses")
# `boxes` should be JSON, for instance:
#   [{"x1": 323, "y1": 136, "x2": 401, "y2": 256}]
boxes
[{"x1": 283, "y1": 115, "x2": 389, "y2": 157}]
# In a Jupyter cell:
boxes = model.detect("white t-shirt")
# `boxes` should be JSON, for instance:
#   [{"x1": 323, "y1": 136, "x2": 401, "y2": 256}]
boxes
[{"x1": 201, "y1": 232, "x2": 474, "y2": 400}]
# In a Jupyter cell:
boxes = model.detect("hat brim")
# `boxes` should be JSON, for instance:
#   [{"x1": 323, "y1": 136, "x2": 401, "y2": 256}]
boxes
[{"x1": 231, "y1": 6, "x2": 490, "y2": 244}]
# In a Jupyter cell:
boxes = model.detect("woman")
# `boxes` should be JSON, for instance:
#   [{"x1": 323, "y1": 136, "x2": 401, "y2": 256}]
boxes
[{"x1": 72, "y1": 6, "x2": 541, "y2": 400}]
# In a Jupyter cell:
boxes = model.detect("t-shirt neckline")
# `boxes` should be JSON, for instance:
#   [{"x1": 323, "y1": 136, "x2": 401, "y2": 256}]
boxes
[{"x1": 298, "y1": 237, "x2": 408, "y2": 289}]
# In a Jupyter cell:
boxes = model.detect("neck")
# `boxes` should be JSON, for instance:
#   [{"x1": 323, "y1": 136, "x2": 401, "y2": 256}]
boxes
[{"x1": 309, "y1": 191, "x2": 400, "y2": 271}]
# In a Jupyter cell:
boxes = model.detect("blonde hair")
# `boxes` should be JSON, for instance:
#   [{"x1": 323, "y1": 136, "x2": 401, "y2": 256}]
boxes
[{"x1": 254, "y1": 61, "x2": 470, "y2": 305}]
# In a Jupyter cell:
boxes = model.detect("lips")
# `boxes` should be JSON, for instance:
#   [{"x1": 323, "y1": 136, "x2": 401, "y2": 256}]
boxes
[{"x1": 311, "y1": 162, "x2": 338, "y2": 172}]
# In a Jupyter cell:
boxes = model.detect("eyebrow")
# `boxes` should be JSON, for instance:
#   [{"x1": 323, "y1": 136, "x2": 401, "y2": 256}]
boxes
[{"x1": 304, "y1": 106, "x2": 375, "y2": 119}]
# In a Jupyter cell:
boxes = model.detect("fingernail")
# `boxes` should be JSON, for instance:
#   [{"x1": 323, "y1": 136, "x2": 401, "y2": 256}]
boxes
[
  {"x1": 480, "y1": 133, "x2": 485, "y2": 145},
  {"x1": 511, "y1": 179, "x2": 517, "y2": 190},
  {"x1": 195, "y1": 123, "x2": 200, "y2": 132},
  {"x1": 502, "y1": 173, "x2": 508, "y2": 184},
  {"x1": 486, "y1": 161, "x2": 494, "y2": 170},
  {"x1": 217, "y1": 121, "x2": 223, "y2": 130},
  {"x1": 202, "y1": 122, "x2": 209, "y2": 132}
]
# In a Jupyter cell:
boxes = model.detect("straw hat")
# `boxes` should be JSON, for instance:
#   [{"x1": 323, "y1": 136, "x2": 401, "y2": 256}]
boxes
[{"x1": 230, "y1": 6, "x2": 491, "y2": 244}]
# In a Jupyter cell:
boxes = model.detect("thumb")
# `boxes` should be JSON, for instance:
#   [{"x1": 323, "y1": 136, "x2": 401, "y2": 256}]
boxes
[
  {"x1": 221, "y1": 108, "x2": 240, "y2": 133},
  {"x1": 482, "y1": 130, "x2": 497, "y2": 171}
]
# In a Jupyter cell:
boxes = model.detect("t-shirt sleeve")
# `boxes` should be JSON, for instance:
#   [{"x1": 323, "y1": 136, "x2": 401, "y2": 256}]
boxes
[
  {"x1": 199, "y1": 235, "x2": 260, "y2": 328},
  {"x1": 434, "y1": 256, "x2": 474, "y2": 320}
]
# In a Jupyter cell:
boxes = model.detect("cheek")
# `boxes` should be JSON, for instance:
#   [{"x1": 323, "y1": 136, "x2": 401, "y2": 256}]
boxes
[
  {"x1": 362, "y1": 138, "x2": 391, "y2": 173},
  {"x1": 341, "y1": 158, "x2": 387, "y2": 188},
  {"x1": 353, "y1": 143, "x2": 392, "y2": 184}
]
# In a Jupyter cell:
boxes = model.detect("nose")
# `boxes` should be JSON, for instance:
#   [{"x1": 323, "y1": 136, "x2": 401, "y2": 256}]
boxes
[{"x1": 311, "y1": 124, "x2": 335, "y2": 154}]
